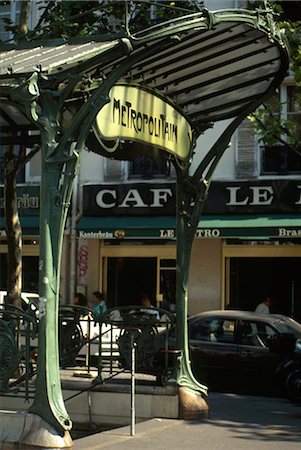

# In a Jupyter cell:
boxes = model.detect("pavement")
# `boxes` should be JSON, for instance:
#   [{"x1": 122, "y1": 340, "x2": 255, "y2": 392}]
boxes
[{"x1": 73, "y1": 392, "x2": 301, "y2": 450}]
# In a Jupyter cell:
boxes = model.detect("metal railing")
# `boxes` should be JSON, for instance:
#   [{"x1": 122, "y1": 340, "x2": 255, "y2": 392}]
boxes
[
  {"x1": 0, "y1": 304, "x2": 38, "y2": 400},
  {"x1": 0, "y1": 303, "x2": 176, "y2": 404},
  {"x1": 59, "y1": 304, "x2": 176, "y2": 382}
]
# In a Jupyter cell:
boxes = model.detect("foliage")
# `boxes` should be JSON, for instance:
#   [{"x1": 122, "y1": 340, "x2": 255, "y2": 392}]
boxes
[
  {"x1": 0, "y1": 1, "x2": 202, "y2": 42},
  {"x1": 247, "y1": 1, "x2": 301, "y2": 154}
]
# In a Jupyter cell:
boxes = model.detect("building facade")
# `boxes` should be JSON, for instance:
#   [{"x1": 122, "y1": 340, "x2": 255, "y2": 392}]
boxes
[{"x1": 75, "y1": 116, "x2": 301, "y2": 318}]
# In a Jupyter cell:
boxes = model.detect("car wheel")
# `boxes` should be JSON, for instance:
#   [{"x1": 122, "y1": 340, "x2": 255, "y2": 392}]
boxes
[{"x1": 286, "y1": 370, "x2": 301, "y2": 403}]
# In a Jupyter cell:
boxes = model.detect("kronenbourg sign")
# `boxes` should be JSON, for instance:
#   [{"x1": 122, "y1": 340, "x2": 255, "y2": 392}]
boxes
[{"x1": 94, "y1": 84, "x2": 192, "y2": 160}]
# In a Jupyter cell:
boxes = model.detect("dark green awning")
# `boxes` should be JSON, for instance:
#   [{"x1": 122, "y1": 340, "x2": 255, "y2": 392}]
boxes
[
  {"x1": 1, "y1": 215, "x2": 299, "y2": 239},
  {"x1": 0, "y1": 216, "x2": 39, "y2": 236},
  {"x1": 76, "y1": 215, "x2": 301, "y2": 239}
]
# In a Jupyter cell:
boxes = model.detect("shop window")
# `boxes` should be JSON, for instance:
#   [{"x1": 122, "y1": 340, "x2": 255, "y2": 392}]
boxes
[{"x1": 159, "y1": 258, "x2": 176, "y2": 310}]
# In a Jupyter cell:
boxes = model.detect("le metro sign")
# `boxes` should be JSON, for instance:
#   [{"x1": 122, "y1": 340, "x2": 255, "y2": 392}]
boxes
[{"x1": 94, "y1": 84, "x2": 192, "y2": 160}]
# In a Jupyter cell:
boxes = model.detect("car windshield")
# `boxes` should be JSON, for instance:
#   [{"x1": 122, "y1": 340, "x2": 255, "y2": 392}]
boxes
[{"x1": 272, "y1": 317, "x2": 301, "y2": 338}]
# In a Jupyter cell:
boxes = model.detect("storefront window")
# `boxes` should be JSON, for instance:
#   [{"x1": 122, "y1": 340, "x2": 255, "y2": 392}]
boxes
[{"x1": 159, "y1": 258, "x2": 176, "y2": 310}]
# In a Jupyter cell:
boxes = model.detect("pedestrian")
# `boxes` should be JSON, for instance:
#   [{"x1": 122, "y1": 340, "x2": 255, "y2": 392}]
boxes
[
  {"x1": 255, "y1": 296, "x2": 272, "y2": 314},
  {"x1": 140, "y1": 293, "x2": 160, "y2": 320},
  {"x1": 89, "y1": 291, "x2": 108, "y2": 318},
  {"x1": 73, "y1": 292, "x2": 87, "y2": 307}
]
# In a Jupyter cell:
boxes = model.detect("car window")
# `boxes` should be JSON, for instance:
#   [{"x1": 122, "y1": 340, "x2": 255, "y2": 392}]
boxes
[
  {"x1": 272, "y1": 319, "x2": 301, "y2": 339},
  {"x1": 190, "y1": 317, "x2": 236, "y2": 343},
  {"x1": 239, "y1": 320, "x2": 277, "y2": 347}
]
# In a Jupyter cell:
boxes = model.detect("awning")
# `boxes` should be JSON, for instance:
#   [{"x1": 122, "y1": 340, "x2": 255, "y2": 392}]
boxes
[
  {"x1": 0, "y1": 216, "x2": 39, "y2": 236},
  {"x1": 76, "y1": 215, "x2": 301, "y2": 240}
]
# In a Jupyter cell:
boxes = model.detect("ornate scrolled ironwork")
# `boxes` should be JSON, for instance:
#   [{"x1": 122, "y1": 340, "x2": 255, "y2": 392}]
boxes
[
  {"x1": 58, "y1": 305, "x2": 98, "y2": 368},
  {"x1": 0, "y1": 304, "x2": 37, "y2": 393},
  {"x1": 107, "y1": 305, "x2": 175, "y2": 376}
]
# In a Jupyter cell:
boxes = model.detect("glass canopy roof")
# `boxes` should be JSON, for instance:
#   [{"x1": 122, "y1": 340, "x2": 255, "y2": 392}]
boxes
[{"x1": 0, "y1": 8, "x2": 289, "y2": 141}]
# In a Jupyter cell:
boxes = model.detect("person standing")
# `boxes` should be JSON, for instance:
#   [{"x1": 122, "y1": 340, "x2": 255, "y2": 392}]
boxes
[{"x1": 255, "y1": 296, "x2": 272, "y2": 314}]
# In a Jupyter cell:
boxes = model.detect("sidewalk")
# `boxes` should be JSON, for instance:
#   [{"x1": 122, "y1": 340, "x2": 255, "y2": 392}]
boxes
[{"x1": 73, "y1": 392, "x2": 301, "y2": 450}]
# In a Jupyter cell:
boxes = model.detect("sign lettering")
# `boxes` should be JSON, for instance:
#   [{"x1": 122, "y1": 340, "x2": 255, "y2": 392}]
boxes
[{"x1": 94, "y1": 84, "x2": 192, "y2": 160}]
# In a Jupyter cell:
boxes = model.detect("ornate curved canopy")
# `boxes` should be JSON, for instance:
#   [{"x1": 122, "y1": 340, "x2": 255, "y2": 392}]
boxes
[{"x1": 0, "y1": 7, "x2": 289, "y2": 151}]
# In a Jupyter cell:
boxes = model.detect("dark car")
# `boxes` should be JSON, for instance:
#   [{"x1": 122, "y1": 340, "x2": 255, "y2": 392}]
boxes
[
  {"x1": 117, "y1": 308, "x2": 301, "y2": 398},
  {"x1": 187, "y1": 310, "x2": 301, "y2": 396}
]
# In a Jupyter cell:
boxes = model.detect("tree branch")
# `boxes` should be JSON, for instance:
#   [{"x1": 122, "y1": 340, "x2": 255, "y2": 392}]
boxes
[{"x1": 250, "y1": 112, "x2": 301, "y2": 158}]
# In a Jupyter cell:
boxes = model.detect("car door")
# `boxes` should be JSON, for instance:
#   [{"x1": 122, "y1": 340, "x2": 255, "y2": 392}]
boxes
[
  {"x1": 189, "y1": 316, "x2": 239, "y2": 387},
  {"x1": 236, "y1": 319, "x2": 282, "y2": 389}
]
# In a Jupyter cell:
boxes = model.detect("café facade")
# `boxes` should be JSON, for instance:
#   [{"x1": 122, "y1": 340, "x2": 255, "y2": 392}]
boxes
[
  {"x1": 76, "y1": 178, "x2": 301, "y2": 319},
  {"x1": 1, "y1": 178, "x2": 300, "y2": 318}
]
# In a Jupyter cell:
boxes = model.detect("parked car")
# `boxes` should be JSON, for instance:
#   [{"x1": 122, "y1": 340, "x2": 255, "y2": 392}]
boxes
[
  {"x1": 183, "y1": 310, "x2": 301, "y2": 397},
  {"x1": 118, "y1": 309, "x2": 301, "y2": 399}
]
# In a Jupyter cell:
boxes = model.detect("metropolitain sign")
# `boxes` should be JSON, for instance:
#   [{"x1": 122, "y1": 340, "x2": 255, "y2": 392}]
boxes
[{"x1": 94, "y1": 84, "x2": 192, "y2": 160}]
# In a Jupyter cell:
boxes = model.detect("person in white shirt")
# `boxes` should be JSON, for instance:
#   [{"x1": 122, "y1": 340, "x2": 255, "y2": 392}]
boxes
[{"x1": 255, "y1": 296, "x2": 272, "y2": 314}]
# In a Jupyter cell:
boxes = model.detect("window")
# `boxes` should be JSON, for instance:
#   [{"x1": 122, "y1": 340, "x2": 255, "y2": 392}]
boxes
[
  {"x1": 130, "y1": 155, "x2": 169, "y2": 179},
  {"x1": 0, "y1": 1, "x2": 20, "y2": 43},
  {"x1": 287, "y1": 86, "x2": 301, "y2": 142},
  {"x1": 261, "y1": 144, "x2": 301, "y2": 175},
  {"x1": 190, "y1": 317, "x2": 236, "y2": 344},
  {"x1": 260, "y1": 85, "x2": 301, "y2": 175},
  {"x1": 104, "y1": 155, "x2": 176, "y2": 181},
  {"x1": 25, "y1": 148, "x2": 41, "y2": 182},
  {"x1": 159, "y1": 259, "x2": 176, "y2": 310},
  {"x1": 239, "y1": 320, "x2": 277, "y2": 347}
]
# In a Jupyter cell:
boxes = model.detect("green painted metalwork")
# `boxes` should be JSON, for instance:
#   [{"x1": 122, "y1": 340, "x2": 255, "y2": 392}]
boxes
[
  {"x1": 0, "y1": 319, "x2": 19, "y2": 392},
  {"x1": 115, "y1": 306, "x2": 175, "y2": 375},
  {"x1": 0, "y1": 305, "x2": 37, "y2": 395},
  {"x1": 172, "y1": 108, "x2": 277, "y2": 395},
  {"x1": 24, "y1": 32, "x2": 199, "y2": 433},
  {"x1": 0, "y1": 4, "x2": 290, "y2": 439}
]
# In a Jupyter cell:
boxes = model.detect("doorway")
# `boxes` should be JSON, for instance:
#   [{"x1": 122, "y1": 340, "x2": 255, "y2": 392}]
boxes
[
  {"x1": 229, "y1": 257, "x2": 301, "y2": 320},
  {"x1": 0, "y1": 254, "x2": 39, "y2": 292},
  {"x1": 107, "y1": 257, "x2": 157, "y2": 308}
]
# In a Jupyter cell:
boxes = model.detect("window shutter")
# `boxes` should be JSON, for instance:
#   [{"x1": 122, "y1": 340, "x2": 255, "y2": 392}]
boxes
[
  {"x1": 104, "y1": 158, "x2": 127, "y2": 181},
  {"x1": 236, "y1": 119, "x2": 258, "y2": 178}
]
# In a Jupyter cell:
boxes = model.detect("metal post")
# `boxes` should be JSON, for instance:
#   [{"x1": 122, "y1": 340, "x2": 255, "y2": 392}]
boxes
[
  {"x1": 130, "y1": 332, "x2": 136, "y2": 436},
  {"x1": 291, "y1": 280, "x2": 295, "y2": 318}
]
